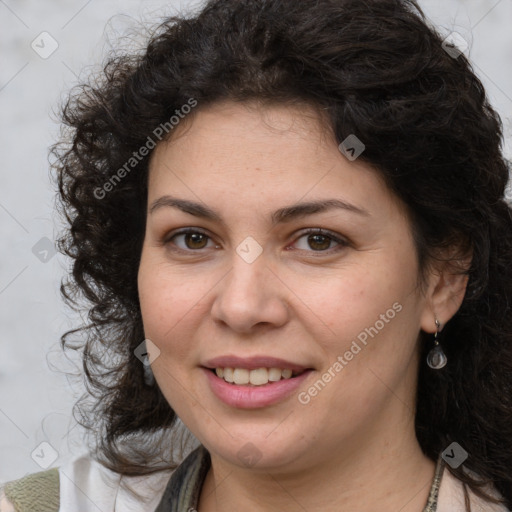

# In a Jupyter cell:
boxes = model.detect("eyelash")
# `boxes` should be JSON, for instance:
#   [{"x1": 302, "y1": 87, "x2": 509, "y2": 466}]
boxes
[{"x1": 163, "y1": 227, "x2": 349, "y2": 256}]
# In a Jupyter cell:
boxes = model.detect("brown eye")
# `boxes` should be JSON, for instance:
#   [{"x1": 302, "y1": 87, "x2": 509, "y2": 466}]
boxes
[
  {"x1": 165, "y1": 229, "x2": 216, "y2": 251},
  {"x1": 291, "y1": 228, "x2": 348, "y2": 254},
  {"x1": 182, "y1": 232, "x2": 209, "y2": 249},
  {"x1": 306, "y1": 234, "x2": 332, "y2": 251}
]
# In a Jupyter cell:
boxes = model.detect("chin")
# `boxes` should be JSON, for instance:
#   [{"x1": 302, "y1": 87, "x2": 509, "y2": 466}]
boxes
[{"x1": 202, "y1": 430, "x2": 309, "y2": 471}]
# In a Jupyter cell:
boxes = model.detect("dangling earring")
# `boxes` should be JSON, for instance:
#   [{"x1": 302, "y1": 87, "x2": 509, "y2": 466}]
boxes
[
  {"x1": 142, "y1": 339, "x2": 156, "y2": 386},
  {"x1": 144, "y1": 363, "x2": 155, "y2": 386},
  {"x1": 427, "y1": 318, "x2": 447, "y2": 369}
]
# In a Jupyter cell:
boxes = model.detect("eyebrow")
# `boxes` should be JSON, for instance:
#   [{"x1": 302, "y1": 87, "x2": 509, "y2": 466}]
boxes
[{"x1": 149, "y1": 195, "x2": 370, "y2": 225}]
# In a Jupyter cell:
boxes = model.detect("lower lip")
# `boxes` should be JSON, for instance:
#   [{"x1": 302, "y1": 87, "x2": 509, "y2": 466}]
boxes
[{"x1": 202, "y1": 368, "x2": 313, "y2": 409}]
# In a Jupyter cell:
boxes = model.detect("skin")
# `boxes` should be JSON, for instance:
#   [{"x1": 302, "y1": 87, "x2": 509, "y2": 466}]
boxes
[
  {"x1": 137, "y1": 100, "x2": 468, "y2": 511},
  {"x1": 0, "y1": 492, "x2": 15, "y2": 512}
]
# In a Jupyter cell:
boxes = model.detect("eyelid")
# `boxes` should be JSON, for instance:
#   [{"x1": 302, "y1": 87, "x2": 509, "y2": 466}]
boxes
[
  {"x1": 163, "y1": 226, "x2": 210, "y2": 241},
  {"x1": 290, "y1": 228, "x2": 349, "y2": 254},
  {"x1": 162, "y1": 226, "x2": 349, "y2": 255},
  {"x1": 162, "y1": 227, "x2": 217, "y2": 250}
]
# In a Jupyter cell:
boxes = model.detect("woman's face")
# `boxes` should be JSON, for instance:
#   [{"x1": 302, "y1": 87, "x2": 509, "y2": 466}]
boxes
[{"x1": 138, "y1": 100, "x2": 435, "y2": 471}]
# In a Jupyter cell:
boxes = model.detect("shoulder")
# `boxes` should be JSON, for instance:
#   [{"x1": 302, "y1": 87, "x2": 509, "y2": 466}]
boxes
[
  {"x1": 0, "y1": 467, "x2": 59, "y2": 512},
  {"x1": 437, "y1": 464, "x2": 510, "y2": 512},
  {"x1": 0, "y1": 490, "x2": 16, "y2": 512},
  {"x1": 60, "y1": 453, "x2": 175, "y2": 512},
  {"x1": 0, "y1": 492, "x2": 15, "y2": 512},
  {"x1": 1, "y1": 453, "x2": 175, "y2": 512}
]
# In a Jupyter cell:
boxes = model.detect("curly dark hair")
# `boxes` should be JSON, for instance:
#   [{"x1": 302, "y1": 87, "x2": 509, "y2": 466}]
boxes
[{"x1": 51, "y1": 0, "x2": 512, "y2": 508}]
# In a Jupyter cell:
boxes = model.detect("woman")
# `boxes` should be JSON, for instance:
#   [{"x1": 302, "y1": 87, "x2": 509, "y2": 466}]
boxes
[{"x1": 1, "y1": 0, "x2": 511, "y2": 510}]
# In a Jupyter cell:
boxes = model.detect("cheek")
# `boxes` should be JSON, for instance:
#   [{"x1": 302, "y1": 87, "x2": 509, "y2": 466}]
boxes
[
  {"x1": 302, "y1": 256, "x2": 422, "y2": 398},
  {"x1": 138, "y1": 261, "x2": 202, "y2": 411},
  {"x1": 138, "y1": 258, "x2": 201, "y2": 357},
  {"x1": 301, "y1": 276, "x2": 420, "y2": 430},
  {"x1": 305, "y1": 260, "x2": 413, "y2": 336}
]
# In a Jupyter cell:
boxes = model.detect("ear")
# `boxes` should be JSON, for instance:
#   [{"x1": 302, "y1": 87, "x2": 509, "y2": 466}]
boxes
[{"x1": 419, "y1": 255, "x2": 471, "y2": 333}]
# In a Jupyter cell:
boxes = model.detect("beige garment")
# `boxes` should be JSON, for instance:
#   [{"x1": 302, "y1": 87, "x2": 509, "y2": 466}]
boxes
[
  {"x1": 1, "y1": 451, "x2": 510, "y2": 511},
  {"x1": 436, "y1": 463, "x2": 509, "y2": 512}
]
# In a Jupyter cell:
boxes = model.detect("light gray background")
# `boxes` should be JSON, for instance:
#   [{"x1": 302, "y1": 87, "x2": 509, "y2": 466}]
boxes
[{"x1": 1, "y1": 0, "x2": 511, "y2": 481}]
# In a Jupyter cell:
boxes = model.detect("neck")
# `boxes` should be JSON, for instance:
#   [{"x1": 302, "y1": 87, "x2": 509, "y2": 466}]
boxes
[
  {"x1": 198, "y1": 419, "x2": 436, "y2": 512},
  {"x1": 198, "y1": 353, "x2": 436, "y2": 512}
]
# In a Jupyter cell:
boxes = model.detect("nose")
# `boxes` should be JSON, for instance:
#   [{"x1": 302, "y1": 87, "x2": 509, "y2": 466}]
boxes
[{"x1": 210, "y1": 249, "x2": 290, "y2": 334}]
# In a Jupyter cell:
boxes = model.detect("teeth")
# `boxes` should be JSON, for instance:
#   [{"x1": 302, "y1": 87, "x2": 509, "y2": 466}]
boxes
[
  {"x1": 233, "y1": 368, "x2": 249, "y2": 385},
  {"x1": 214, "y1": 367, "x2": 301, "y2": 386},
  {"x1": 249, "y1": 368, "x2": 268, "y2": 385},
  {"x1": 268, "y1": 368, "x2": 282, "y2": 381},
  {"x1": 223, "y1": 367, "x2": 234, "y2": 383},
  {"x1": 281, "y1": 369, "x2": 292, "y2": 379}
]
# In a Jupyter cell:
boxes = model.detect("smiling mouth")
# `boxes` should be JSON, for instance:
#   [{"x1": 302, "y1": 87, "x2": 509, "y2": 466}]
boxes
[{"x1": 209, "y1": 367, "x2": 309, "y2": 386}]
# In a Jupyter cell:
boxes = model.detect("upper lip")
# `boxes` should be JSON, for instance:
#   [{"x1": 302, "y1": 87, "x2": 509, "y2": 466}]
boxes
[{"x1": 202, "y1": 355, "x2": 311, "y2": 372}]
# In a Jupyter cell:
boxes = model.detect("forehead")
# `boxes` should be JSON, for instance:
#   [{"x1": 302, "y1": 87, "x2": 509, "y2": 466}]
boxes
[
  {"x1": 151, "y1": 100, "x2": 334, "y2": 166},
  {"x1": 147, "y1": 100, "x2": 400, "y2": 219}
]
